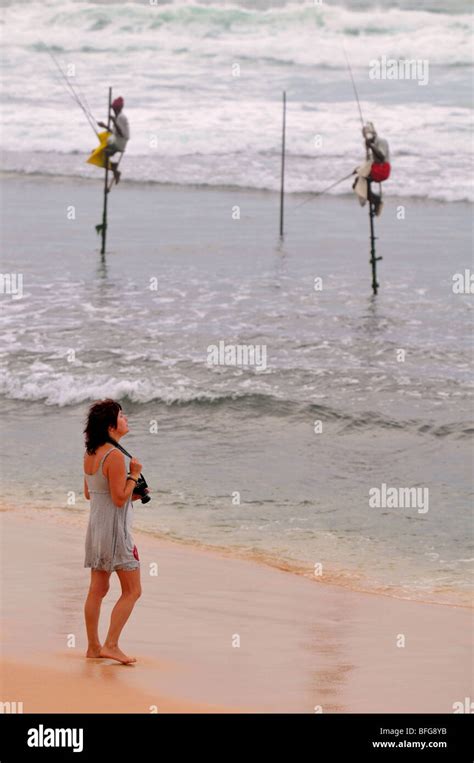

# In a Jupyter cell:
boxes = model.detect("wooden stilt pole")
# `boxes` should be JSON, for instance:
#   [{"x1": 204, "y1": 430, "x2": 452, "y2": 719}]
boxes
[
  {"x1": 279, "y1": 90, "x2": 286, "y2": 239},
  {"x1": 367, "y1": 178, "x2": 382, "y2": 295},
  {"x1": 100, "y1": 86, "x2": 112, "y2": 256}
]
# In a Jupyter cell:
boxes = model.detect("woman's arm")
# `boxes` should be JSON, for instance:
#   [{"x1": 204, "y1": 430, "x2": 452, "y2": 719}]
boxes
[
  {"x1": 104, "y1": 449, "x2": 141, "y2": 508},
  {"x1": 84, "y1": 478, "x2": 90, "y2": 500}
]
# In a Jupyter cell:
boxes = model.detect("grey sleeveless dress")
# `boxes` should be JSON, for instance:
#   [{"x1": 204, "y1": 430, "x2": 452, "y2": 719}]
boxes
[{"x1": 84, "y1": 447, "x2": 140, "y2": 572}]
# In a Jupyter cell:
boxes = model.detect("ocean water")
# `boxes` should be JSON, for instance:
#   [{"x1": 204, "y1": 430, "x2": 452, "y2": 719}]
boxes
[
  {"x1": 0, "y1": 1, "x2": 473, "y2": 606},
  {"x1": 0, "y1": 175, "x2": 472, "y2": 606},
  {"x1": 0, "y1": 0, "x2": 473, "y2": 199}
]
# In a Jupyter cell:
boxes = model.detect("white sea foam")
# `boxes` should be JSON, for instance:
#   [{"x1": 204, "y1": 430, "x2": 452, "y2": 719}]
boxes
[{"x1": 1, "y1": 0, "x2": 472, "y2": 200}]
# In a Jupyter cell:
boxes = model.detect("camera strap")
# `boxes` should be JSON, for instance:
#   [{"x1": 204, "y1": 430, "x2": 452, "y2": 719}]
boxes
[{"x1": 107, "y1": 436, "x2": 144, "y2": 480}]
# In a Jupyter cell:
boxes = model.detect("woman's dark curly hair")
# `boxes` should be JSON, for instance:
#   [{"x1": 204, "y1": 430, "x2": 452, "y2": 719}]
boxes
[{"x1": 84, "y1": 398, "x2": 122, "y2": 454}]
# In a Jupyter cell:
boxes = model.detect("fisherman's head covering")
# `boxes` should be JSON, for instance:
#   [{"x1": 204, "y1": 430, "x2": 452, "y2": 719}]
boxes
[
  {"x1": 112, "y1": 96, "x2": 124, "y2": 112},
  {"x1": 363, "y1": 121, "x2": 376, "y2": 140}
]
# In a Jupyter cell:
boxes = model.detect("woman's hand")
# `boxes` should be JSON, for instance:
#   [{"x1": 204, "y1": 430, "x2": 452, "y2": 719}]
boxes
[
  {"x1": 129, "y1": 457, "x2": 142, "y2": 479},
  {"x1": 132, "y1": 488, "x2": 150, "y2": 501}
]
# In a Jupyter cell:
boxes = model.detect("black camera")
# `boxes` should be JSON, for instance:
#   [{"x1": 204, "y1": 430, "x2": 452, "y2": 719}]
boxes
[
  {"x1": 133, "y1": 474, "x2": 151, "y2": 504},
  {"x1": 107, "y1": 436, "x2": 151, "y2": 505}
]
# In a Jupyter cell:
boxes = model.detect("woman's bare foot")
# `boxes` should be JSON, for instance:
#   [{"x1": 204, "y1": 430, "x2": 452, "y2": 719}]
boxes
[
  {"x1": 99, "y1": 645, "x2": 136, "y2": 664},
  {"x1": 86, "y1": 645, "x2": 102, "y2": 658}
]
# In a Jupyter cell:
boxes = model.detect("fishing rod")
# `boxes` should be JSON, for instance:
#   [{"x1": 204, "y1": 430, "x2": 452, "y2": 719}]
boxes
[
  {"x1": 74, "y1": 79, "x2": 98, "y2": 132},
  {"x1": 43, "y1": 43, "x2": 99, "y2": 137},
  {"x1": 342, "y1": 44, "x2": 365, "y2": 131},
  {"x1": 73, "y1": 78, "x2": 95, "y2": 121}
]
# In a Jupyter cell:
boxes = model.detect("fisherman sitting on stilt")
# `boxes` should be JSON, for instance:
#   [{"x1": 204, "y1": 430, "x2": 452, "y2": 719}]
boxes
[
  {"x1": 98, "y1": 96, "x2": 130, "y2": 185},
  {"x1": 352, "y1": 122, "x2": 390, "y2": 216}
]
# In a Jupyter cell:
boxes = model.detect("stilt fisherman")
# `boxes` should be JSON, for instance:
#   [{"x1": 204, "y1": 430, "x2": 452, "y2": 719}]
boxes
[
  {"x1": 353, "y1": 122, "x2": 391, "y2": 216},
  {"x1": 98, "y1": 96, "x2": 130, "y2": 185}
]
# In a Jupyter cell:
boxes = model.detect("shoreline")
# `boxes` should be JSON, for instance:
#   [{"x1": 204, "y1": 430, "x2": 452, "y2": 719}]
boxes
[
  {"x1": 1, "y1": 509, "x2": 472, "y2": 713},
  {"x1": 1, "y1": 168, "x2": 472, "y2": 206},
  {"x1": 1, "y1": 502, "x2": 471, "y2": 611}
]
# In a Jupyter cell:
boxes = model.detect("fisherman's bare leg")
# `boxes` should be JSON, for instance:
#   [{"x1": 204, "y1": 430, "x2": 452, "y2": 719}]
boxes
[
  {"x1": 105, "y1": 147, "x2": 121, "y2": 184},
  {"x1": 110, "y1": 162, "x2": 121, "y2": 184},
  {"x1": 368, "y1": 184, "x2": 383, "y2": 216}
]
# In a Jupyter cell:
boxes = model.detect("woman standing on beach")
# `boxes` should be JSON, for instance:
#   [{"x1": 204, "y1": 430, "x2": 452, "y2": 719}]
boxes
[{"x1": 83, "y1": 398, "x2": 145, "y2": 665}]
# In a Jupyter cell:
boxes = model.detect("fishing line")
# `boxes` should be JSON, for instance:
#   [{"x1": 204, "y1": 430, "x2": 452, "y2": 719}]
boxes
[
  {"x1": 291, "y1": 171, "x2": 355, "y2": 212},
  {"x1": 342, "y1": 43, "x2": 365, "y2": 129},
  {"x1": 42, "y1": 43, "x2": 99, "y2": 137}
]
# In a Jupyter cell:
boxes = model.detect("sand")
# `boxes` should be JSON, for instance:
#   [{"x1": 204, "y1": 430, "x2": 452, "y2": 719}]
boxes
[{"x1": 0, "y1": 508, "x2": 472, "y2": 713}]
